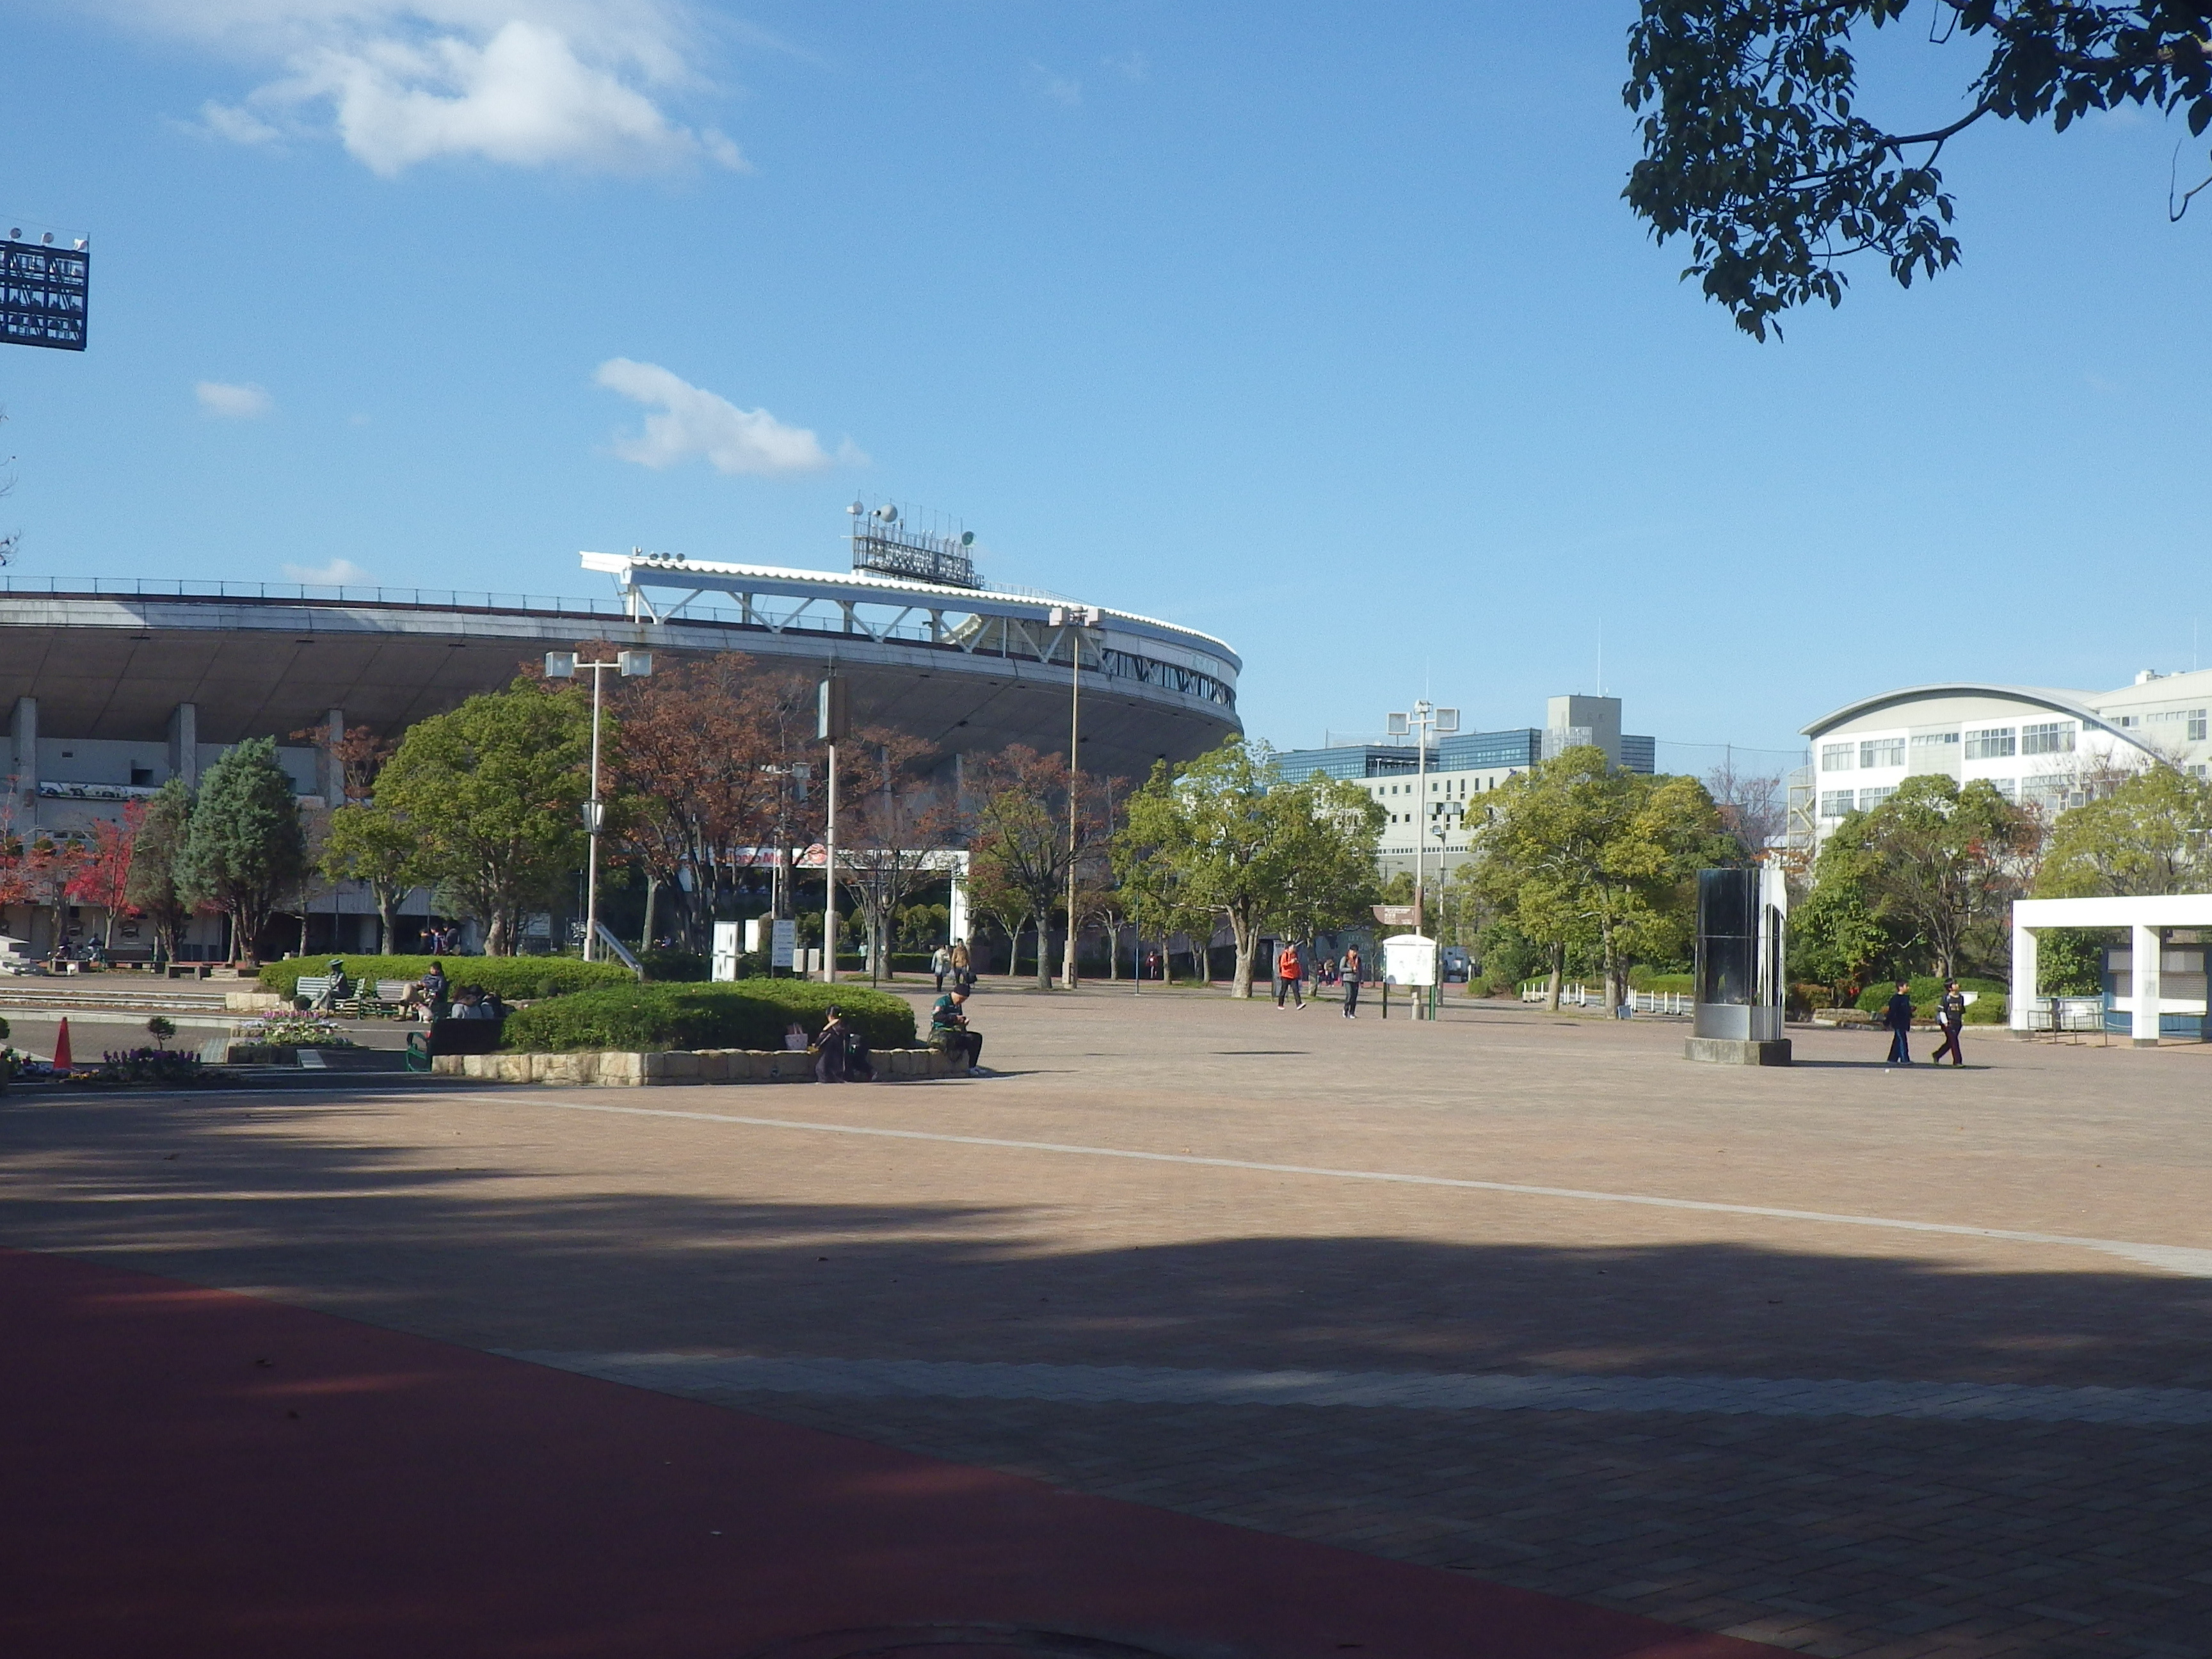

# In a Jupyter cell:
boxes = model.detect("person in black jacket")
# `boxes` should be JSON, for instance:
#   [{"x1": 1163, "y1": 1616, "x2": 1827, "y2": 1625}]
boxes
[
  {"x1": 1930, "y1": 979, "x2": 1968, "y2": 1066},
  {"x1": 1884, "y1": 981, "x2": 1916, "y2": 1065}
]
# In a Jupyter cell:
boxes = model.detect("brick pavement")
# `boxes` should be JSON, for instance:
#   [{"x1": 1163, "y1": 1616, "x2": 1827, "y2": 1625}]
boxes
[{"x1": 2, "y1": 986, "x2": 2209, "y2": 1656}]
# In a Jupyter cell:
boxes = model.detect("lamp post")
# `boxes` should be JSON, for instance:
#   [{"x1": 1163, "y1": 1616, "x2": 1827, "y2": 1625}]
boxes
[
  {"x1": 1049, "y1": 605, "x2": 1103, "y2": 990},
  {"x1": 1385, "y1": 700, "x2": 1459, "y2": 1018},
  {"x1": 818, "y1": 675, "x2": 849, "y2": 982},
  {"x1": 545, "y1": 649, "x2": 652, "y2": 961}
]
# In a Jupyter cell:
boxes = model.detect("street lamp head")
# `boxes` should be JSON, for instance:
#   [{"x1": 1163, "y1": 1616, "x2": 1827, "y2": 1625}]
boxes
[
  {"x1": 1386, "y1": 712, "x2": 1409, "y2": 737},
  {"x1": 618, "y1": 650, "x2": 653, "y2": 677},
  {"x1": 543, "y1": 652, "x2": 577, "y2": 679}
]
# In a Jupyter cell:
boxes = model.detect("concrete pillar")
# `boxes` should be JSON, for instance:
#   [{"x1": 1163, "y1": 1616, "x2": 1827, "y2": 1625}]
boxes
[
  {"x1": 8, "y1": 696, "x2": 35, "y2": 816},
  {"x1": 2132, "y1": 922, "x2": 2163, "y2": 1046},
  {"x1": 2010, "y1": 922, "x2": 2037, "y2": 1032},
  {"x1": 321, "y1": 708, "x2": 346, "y2": 806},
  {"x1": 167, "y1": 703, "x2": 198, "y2": 789}
]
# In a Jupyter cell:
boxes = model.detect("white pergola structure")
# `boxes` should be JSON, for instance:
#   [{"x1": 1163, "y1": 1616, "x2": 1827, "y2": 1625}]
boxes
[{"x1": 2011, "y1": 894, "x2": 2212, "y2": 1045}]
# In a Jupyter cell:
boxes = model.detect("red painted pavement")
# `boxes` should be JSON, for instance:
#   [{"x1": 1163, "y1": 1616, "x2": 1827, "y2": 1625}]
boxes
[{"x1": 0, "y1": 1247, "x2": 1763, "y2": 1658}]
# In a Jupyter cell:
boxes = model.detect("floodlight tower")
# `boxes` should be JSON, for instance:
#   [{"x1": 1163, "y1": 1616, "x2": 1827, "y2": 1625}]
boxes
[
  {"x1": 1384, "y1": 701, "x2": 1459, "y2": 936},
  {"x1": 545, "y1": 649, "x2": 652, "y2": 961}
]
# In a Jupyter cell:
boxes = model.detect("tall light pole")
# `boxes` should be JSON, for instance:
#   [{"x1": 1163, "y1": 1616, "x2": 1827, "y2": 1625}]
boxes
[
  {"x1": 545, "y1": 649, "x2": 652, "y2": 961},
  {"x1": 1385, "y1": 700, "x2": 1458, "y2": 1014},
  {"x1": 818, "y1": 675, "x2": 848, "y2": 982},
  {"x1": 1050, "y1": 605, "x2": 1102, "y2": 990}
]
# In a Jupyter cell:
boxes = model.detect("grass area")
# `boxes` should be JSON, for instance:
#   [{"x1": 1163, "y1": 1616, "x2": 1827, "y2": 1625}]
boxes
[{"x1": 499, "y1": 980, "x2": 915, "y2": 1054}]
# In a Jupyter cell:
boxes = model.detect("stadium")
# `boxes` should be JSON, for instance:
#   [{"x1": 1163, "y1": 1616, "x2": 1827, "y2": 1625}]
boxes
[{"x1": 0, "y1": 531, "x2": 1242, "y2": 958}]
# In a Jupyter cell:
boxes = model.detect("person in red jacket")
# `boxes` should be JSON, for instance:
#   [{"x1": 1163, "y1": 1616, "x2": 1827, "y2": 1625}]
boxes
[{"x1": 1274, "y1": 940, "x2": 1306, "y2": 1009}]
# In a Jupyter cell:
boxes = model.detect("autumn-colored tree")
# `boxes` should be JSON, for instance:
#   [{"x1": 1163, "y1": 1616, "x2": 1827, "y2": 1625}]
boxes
[
  {"x1": 963, "y1": 746, "x2": 1112, "y2": 991},
  {"x1": 834, "y1": 732, "x2": 951, "y2": 982},
  {"x1": 20, "y1": 835, "x2": 92, "y2": 958},
  {"x1": 603, "y1": 652, "x2": 819, "y2": 950},
  {"x1": 67, "y1": 804, "x2": 143, "y2": 949}
]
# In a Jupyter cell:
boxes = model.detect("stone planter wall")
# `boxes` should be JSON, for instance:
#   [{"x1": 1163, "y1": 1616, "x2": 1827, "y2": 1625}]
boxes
[{"x1": 432, "y1": 1046, "x2": 961, "y2": 1086}]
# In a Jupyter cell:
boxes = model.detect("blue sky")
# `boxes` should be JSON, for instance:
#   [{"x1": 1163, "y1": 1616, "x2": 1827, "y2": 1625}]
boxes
[{"x1": 3, "y1": 2, "x2": 2208, "y2": 773}]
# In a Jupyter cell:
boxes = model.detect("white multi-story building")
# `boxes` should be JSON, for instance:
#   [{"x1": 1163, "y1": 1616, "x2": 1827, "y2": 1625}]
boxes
[{"x1": 1800, "y1": 669, "x2": 2212, "y2": 846}]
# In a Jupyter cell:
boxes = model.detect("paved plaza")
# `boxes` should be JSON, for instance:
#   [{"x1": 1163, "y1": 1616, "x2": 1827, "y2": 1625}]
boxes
[{"x1": 3, "y1": 985, "x2": 2209, "y2": 1657}]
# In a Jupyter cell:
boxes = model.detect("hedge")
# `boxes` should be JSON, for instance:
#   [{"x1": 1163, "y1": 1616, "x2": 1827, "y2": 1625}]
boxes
[
  {"x1": 1855, "y1": 977, "x2": 2009, "y2": 1023},
  {"x1": 499, "y1": 980, "x2": 915, "y2": 1054},
  {"x1": 256, "y1": 956, "x2": 635, "y2": 1000}
]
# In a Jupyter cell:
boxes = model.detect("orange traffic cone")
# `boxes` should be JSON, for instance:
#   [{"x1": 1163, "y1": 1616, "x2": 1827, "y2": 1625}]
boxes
[{"x1": 52, "y1": 1018, "x2": 72, "y2": 1071}]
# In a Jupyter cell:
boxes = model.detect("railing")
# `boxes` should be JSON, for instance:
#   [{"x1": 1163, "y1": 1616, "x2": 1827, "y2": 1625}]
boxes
[
  {"x1": 0, "y1": 575, "x2": 1236, "y2": 707},
  {"x1": 1518, "y1": 981, "x2": 1692, "y2": 1016},
  {"x1": 0, "y1": 574, "x2": 637, "y2": 617}
]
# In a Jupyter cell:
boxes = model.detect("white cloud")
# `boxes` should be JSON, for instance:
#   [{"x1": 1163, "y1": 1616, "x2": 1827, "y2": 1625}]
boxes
[
  {"x1": 283, "y1": 557, "x2": 373, "y2": 584},
  {"x1": 594, "y1": 358, "x2": 834, "y2": 477},
  {"x1": 98, "y1": 2, "x2": 745, "y2": 175},
  {"x1": 1029, "y1": 62, "x2": 1082, "y2": 107},
  {"x1": 196, "y1": 380, "x2": 273, "y2": 418}
]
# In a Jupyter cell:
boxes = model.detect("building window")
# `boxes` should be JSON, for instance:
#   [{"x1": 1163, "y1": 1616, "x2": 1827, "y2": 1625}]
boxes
[
  {"x1": 1819, "y1": 790, "x2": 1854, "y2": 819},
  {"x1": 2020, "y1": 721, "x2": 2075, "y2": 756},
  {"x1": 1858, "y1": 737, "x2": 1905, "y2": 768},
  {"x1": 1964, "y1": 727, "x2": 2016, "y2": 760},
  {"x1": 2194, "y1": 710, "x2": 2209, "y2": 742},
  {"x1": 1980, "y1": 778, "x2": 2017, "y2": 801},
  {"x1": 1910, "y1": 730, "x2": 1959, "y2": 749},
  {"x1": 1857, "y1": 787, "x2": 1896, "y2": 811},
  {"x1": 1820, "y1": 742, "x2": 1855, "y2": 771}
]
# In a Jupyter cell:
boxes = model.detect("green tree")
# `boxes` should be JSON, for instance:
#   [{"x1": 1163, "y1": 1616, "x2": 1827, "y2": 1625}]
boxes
[
  {"x1": 322, "y1": 803, "x2": 422, "y2": 955},
  {"x1": 373, "y1": 682, "x2": 593, "y2": 955},
  {"x1": 1788, "y1": 824, "x2": 1894, "y2": 1004},
  {"x1": 2036, "y1": 767, "x2": 2212, "y2": 897},
  {"x1": 124, "y1": 777, "x2": 195, "y2": 963},
  {"x1": 1848, "y1": 774, "x2": 2034, "y2": 979},
  {"x1": 177, "y1": 738, "x2": 309, "y2": 963},
  {"x1": 1466, "y1": 748, "x2": 1728, "y2": 1011},
  {"x1": 1119, "y1": 739, "x2": 1384, "y2": 998},
  {"x1": 1624, "y1": 3, "x2": 2212, "y2": 338}
]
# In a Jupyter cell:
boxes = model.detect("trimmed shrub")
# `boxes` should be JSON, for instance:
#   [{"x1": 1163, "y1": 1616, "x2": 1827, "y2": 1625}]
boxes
[
  {"x1": 499, "y1": 980, "x2": 915, "y2": 1054},
  {"x1": 255, "y1": 955, "x2": 633, "y2": 1000},
  {"x1": 1855, "y1": 977, "x2": 2007, "y2": 1020},
  {"x1": 637, "y1": 949, "x2": 710, "y2": 982},
  {"x1": 1628, "y1": 970, "x2": 1694, "y2": 995}
]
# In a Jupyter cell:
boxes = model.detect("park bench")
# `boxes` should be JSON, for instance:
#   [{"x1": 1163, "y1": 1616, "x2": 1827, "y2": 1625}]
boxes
[
  {"x1": 293, "y1": 974, "x2": 342, "y2": 1009},
  {"x1": 164, "y1": 963, "x2": 212, "y2": 981}
]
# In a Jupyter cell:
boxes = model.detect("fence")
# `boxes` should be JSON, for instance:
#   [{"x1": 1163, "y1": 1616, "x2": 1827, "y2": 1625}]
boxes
[{"x1": 1518, "y1": 982, "x2": 1692, "y2": 1016}]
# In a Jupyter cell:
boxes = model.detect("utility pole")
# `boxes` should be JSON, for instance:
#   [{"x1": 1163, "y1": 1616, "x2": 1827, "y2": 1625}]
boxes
[
  {"x1": 545, "y1": 649, "x2": 652, "y2": 960},
  {"x1": 1050, "y1": 605, "x2": 1102, "y2": 990}
]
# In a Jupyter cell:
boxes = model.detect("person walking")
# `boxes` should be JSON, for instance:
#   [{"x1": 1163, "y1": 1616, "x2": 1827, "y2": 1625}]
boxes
[
  {"x1": 931, "y1": 943, "x2": 952, "y2": 992},
  {"x1": 814, "y1": 1006, "x2": 855, "y2": 1084},
  {"x1": 1931, "y1": 979, "x2": 1968, "y2": 1066},
  {"x1": 1884, "y1": 979, "x2": 1916, "y2": 1065},
  {"x1": 1274, "y1": 940, "x2": 1306, "y2": 1009},
  {"x1": 1341, "y1": 944, "x2": 1363, "y2": 1019}
]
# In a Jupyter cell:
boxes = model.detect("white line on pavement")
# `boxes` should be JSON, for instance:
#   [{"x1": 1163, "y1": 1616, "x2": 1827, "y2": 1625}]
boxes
[
  {"x1": 504, "y1": 1350, "x2": 2212, "y2": 1428},
  {"x1": 463, "y1": 1094, "x2": 2212, "y2": 1279}
]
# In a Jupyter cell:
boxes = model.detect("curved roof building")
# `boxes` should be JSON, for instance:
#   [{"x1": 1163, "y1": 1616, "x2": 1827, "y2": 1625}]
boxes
[
  {"x1": 1, "y1": 552, "x2": 1238, "y2": 809},
  {"x1": 1799, "y1": 670, "x2": 2212, "y2": 841}
]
